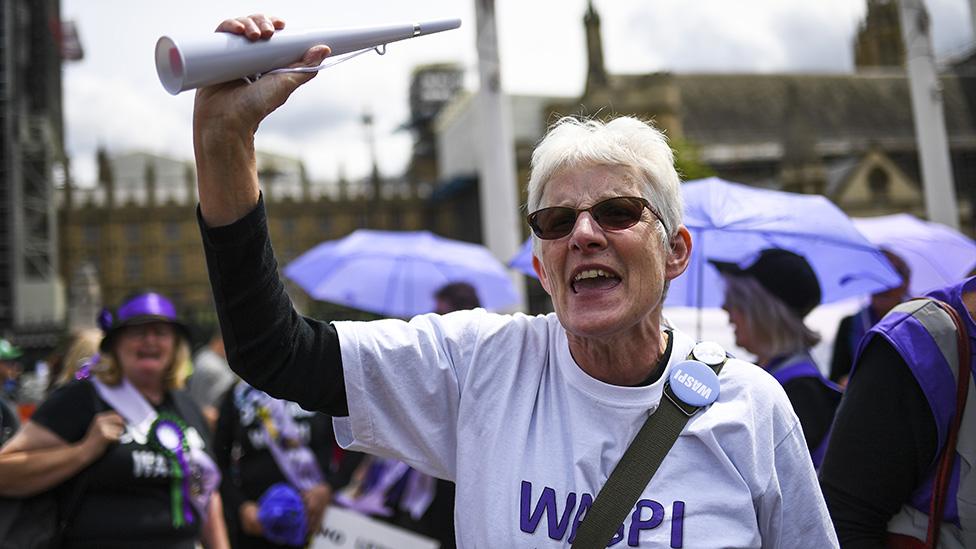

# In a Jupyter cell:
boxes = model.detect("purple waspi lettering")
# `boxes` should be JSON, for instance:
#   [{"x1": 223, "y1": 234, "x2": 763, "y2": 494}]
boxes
[
  {"x1": 671, "y1": 501, "x2": 685, "y2": 548},
  {"x1": 519, "y1": 481, "x2": 686, "y2": 546},
  {"x1": 519, "y1": 481, "x2": 577, "y2": 540},
  {"x1": 628, "y1": 500, "x2": 664, "y2": 546},
  {"x1": 568, "y1": 493, "x2": 593, "y2": 544}
]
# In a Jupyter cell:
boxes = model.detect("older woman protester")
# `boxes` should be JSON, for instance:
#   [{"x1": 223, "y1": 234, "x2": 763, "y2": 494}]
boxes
[
  {"x1": 0, "y1": 292, "x2": 230, "y2": 549},
  {"x1": 716, "y1": 248, "x2": 842, "y2": 468},
  {"x1": 191, "y1": 14, "x2": 837, "y2": 547}
]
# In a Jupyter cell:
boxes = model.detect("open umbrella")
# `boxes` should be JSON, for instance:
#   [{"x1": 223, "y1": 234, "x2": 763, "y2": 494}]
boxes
[
  {"x1": 284, "y1": 229, "x2": 519, "y2": 318},
  {"x1": 853, "y1": 213, "x2": 976, "y2": 296},
  {"x1": 508, "y1": 238, "x2": 535, "y2": 277},
  {"x1": 509, "y1": 178, "x2": 901, "y2": 311},
  {"x1": 666, "y1": 177, "x2": 902, "y2": 310}
]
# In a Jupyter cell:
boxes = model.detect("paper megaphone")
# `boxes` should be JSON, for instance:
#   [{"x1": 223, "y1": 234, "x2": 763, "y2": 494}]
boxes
[{"x1": 155, "y1": 19, "x2": 461, "y2": 95}]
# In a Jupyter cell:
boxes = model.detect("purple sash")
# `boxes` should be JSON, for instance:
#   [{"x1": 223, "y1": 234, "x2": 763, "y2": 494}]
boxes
[
  {"x1": 236, "y1": 383, "x2": 325, "y2": 492},
  {"x1": 767, "y1": 353, "x2": 840, "y2": 468},
  {"x1": 768, "y1": 353, "x2": 840, "y2": 391},
  {"x1": 334, "y1": 457, "x2": 436, "y2": 520}
]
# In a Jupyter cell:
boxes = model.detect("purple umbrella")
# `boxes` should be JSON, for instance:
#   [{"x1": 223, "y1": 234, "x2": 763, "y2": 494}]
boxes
[
  {"x1": 508, "y1": 238, "x2": 535, "y2": 277},
  {"x1": 511, "y1": 179, "x2": 900, "y2": 308},
  {"x1": 284, "y1": 229, "x2": 519, "y2": 318},
  {"x1": 667, "y1": 178, "x2": 902, "y2": 310},
  {"x1": 853, "y1": 213, "x2": 976, "y2": 296}
]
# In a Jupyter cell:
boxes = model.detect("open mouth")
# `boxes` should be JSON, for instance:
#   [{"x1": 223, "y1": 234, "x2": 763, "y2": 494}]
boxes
[
  {"x1": 136, "y1": 350, "x2": 163, "y2": 361},
  {"x1": 571, "y1": 268, "x2": 622, "y2": 293}
]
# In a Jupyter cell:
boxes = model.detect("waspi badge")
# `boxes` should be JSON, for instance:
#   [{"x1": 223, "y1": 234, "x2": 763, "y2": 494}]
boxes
[{"x1": 668, "y1": 359, "x2": 720, "y2": 407}]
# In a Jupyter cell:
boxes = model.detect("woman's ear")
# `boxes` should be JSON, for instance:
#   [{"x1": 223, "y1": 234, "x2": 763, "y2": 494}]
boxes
[
  {"x1": 665, "y1": 226, "x2": 692, "y2": 281},
  {"x1": 532, "y1": 254, "x2": 552, "y2": 295}
]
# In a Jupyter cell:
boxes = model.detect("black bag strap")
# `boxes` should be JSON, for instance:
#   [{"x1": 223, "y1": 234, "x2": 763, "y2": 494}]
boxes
[{"x1": 571, "y1": 344, "x2": 727, "y2": 548}]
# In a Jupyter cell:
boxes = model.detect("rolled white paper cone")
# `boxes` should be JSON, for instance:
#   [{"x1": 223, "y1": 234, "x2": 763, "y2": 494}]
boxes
[{"x1": 155, "y1": 18, "x2": 461, "y2": 95}]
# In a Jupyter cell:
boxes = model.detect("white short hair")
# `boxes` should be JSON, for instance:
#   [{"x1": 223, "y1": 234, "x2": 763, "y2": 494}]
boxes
[{"x1": 525, "y1": 116, "x2": 683, "y2": 244}]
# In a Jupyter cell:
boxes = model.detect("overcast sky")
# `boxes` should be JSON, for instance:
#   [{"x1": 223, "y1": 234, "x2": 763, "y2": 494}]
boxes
[{"x1": 60, "y1": 0, "x2": 973, "y2": 187}]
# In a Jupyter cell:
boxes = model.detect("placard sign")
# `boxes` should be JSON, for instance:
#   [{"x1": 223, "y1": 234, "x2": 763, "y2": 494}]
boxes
[{"x1": 311, "y1": 506, "x2": 440, "y2": 549}]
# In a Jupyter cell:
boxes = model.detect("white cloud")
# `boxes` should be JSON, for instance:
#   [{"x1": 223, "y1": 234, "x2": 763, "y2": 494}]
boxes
[{"x1": 61, "y1": 0, "x2": 973, "y2": 186}]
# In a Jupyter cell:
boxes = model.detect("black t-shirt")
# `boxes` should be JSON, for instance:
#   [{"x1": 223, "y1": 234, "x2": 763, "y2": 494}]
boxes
[
  {"x1": 31, "y1": 380, "x2": 210, "y2": 549},
  {"x1": 215, "y1": 382, "x2": 362, "y2": 549}
]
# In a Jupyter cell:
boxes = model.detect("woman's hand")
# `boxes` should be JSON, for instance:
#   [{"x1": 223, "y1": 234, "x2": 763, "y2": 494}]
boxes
[
  {"x1": 194, "y1": 13, "x2": 331, "y2": 227},
  {"x1": 302, "y1": 483, "x2": 332, "y2": 535},
  {"x1": 239, "y1": 501, "x2": 264, "y2": 536},
  {"x1": 80, "y1": 411, "x2": 125, "y2": 458},
  {"x1": 194, "y1": 14, "x2": 331, "y2": 138}
]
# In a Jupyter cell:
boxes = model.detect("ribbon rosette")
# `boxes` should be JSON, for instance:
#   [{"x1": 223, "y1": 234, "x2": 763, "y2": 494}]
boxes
[{"x1": 149, "y1": 413, "x2": 195, "y2": 528}]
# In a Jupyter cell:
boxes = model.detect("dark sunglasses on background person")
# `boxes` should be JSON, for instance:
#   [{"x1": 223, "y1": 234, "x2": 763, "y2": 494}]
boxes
[{"x1": 527, "y1": 196, "x2": 664, "y2": 240}]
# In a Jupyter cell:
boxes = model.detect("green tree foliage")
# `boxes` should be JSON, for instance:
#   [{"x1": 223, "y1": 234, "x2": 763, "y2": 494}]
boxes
[{"x1": 672, "y1": 137, "x2": 715, "y2": 181}]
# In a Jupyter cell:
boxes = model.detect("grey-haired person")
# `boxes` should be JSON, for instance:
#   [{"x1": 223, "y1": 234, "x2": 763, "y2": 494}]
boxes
[
  {"x1": 716, "y1": 249, "x2": 842, "y2": 469},
  {"x1": 191, "y1": 14, "x2": 837, "y2": 548}
]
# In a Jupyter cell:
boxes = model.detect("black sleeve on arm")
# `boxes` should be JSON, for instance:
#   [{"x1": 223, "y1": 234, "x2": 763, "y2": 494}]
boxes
[
  {"x1": 829, "y1": 315, "x2": 855, "y2": 383},
  {"x1": 197, "y1": 195, "x2": 349, "y2": 416},
  {"x1": 819, "y1": 336, "x2": 938, "y2": 549}
]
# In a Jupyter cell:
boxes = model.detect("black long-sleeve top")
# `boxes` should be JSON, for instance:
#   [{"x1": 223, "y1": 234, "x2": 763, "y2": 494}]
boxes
[{"x1": 198, "y1": 195, "x2": 348, "y2": 416}]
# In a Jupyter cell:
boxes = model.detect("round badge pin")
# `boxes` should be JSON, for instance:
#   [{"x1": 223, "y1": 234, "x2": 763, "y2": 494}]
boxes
[
  {"x1": 691, "y1": 341, "x2": 726, "y2": 366},
  {"x1": 669, "y1": 359, "x2": 720, "y2": 407}
]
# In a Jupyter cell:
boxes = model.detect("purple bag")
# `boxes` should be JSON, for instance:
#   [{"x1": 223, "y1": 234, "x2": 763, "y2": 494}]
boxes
[{"x1": 257, "y1": 482, "x2": 307, "y2": 546}]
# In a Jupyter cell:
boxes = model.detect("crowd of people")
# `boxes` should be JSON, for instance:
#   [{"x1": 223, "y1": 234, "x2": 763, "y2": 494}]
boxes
[{"x1": 0, "y1": 12, "x2": 973, "y2": 548}]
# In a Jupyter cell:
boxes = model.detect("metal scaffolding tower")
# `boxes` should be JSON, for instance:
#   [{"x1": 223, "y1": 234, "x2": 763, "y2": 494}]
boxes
[{"x1": 0, "y1": 0, "x2": 74, "y2": 349}]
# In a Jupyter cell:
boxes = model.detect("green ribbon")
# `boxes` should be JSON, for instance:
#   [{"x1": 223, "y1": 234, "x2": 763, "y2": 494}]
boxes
[{"x1": 149, "y1": 412, "x2": 194, "y2": 529}]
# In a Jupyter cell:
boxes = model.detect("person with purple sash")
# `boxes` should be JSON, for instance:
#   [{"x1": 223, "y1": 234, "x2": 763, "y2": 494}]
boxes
[
  {"x1": 215, "y1": 379, "x2": 363, "y2": 548},
  {"x1": 0, "y1": 291, "x2": 230, "y2": 549},
  {"x1": 821, "y1": 276, "x2": 976, "y2": 548},
  {"x1": 828, "y1": 250, "x2": 912, "y2": 387},
  {"x1": 716, "y1": 249, "x2": 841, "y2": 468}
]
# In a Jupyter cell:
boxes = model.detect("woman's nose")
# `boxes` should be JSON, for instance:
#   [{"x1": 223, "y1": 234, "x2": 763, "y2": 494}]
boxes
[{"x1": 569, "y1": 212, "x2": 608, "y2": 250}]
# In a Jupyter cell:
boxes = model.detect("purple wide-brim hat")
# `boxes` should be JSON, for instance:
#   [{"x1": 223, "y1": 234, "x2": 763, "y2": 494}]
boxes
[{"x1": 98, "y1": 292, "x2": 191, "y2": 351}]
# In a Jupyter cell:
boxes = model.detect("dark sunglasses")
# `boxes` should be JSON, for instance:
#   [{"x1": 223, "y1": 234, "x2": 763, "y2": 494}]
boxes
[{"x1": 527, "y1": 196, "x2": 662, "y2": 240}]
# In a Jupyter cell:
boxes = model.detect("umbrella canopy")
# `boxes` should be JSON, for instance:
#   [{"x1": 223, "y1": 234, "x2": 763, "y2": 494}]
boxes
[
  {"x1": 853, "y1": 213, "x2": 976, "y2": 296},
  {"x1": 666, "y1": 177, "x2": 902, "y2": 309},
  {"x1": 509, "y1": 238, "x2": 535, "y2": 277},
  {"x1": 509, "y1": 178, "x2": 901, "y2": 311},
  {"x1": 284, "y1": 229, "x2": 520, "y2": 318}
]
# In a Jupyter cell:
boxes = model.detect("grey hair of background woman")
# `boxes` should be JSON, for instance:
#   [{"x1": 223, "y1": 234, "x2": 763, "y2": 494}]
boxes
[
  {"x1": 722, "y1": 274, "x2": 821, "y2": 360},
  {"x1": 525, "y1": 116, "x2": 683, "y2": 255}
]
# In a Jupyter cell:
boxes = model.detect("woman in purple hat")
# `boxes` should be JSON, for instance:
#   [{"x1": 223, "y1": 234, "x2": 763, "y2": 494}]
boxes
[
  {"x1": 0, "y1": 291, "x2": 230, "y2": 549},
  {"x1": 715, "y1": 248, "x2": 842, "y2": 469}
]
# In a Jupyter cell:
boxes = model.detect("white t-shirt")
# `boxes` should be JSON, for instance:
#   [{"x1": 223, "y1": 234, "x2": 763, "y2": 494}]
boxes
[{"x1": 333, "y1": 309, "x2": 838, "y2": 548}]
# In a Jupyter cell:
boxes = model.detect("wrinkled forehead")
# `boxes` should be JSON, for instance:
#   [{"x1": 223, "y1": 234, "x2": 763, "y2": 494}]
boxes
[{"x1": 538, "y1": 162, "x2": 647, "y2": 206}]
